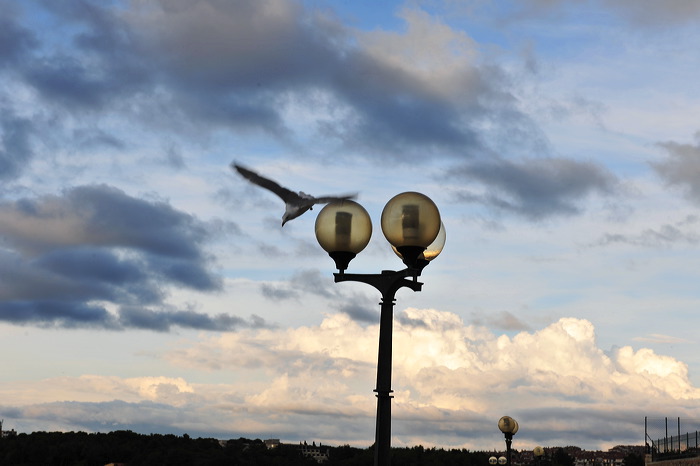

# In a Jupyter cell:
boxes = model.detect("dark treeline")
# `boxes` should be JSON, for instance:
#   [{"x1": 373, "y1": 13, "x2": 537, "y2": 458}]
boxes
[{"x1": 0, "y1": 430, "x2": 491, "y2": 466}]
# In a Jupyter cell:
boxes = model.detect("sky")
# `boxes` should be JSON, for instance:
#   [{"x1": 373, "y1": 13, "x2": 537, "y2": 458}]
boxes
[{"x1": 2, "y1": 0, "x2": 700, "y2": 453}]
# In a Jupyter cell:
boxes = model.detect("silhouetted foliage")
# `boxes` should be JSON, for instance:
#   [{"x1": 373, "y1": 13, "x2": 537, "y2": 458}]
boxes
[
  {"x1": 1, "y1": 432, "x2": 649, "y2": 466},
  {"x1": 622, "y1": 452, "x2": 645, "y2": 466},
  {"x1": 0, "y1": 431, "x2": 495, "y2": 466},
  {"x1": 551, "y1": 448, "x2": 575, "y2": 466}
]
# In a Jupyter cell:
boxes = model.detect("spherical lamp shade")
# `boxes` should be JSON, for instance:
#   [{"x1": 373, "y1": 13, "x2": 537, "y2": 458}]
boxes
[
  {"x1": 392, "y1": 221, "x2": 446, "y2": 267},
  {"x1": 534, "y1": 447, "x2": 544, "y2": 457},
  {"x1": 498, "y1": 416, "x2": 518, "y2": 434},
  {"x1": 489, "y1": 457, "x2": 498, "y2": 465},
  {"x1": 381, "y1": 192, "x2": 440, "y2": 267},
  {"x1": 315, "y1": 200, "x2": 372, "y2": 272},
  {"x1": 499, "y1": 457, "x2": 507, "y2": 465}
]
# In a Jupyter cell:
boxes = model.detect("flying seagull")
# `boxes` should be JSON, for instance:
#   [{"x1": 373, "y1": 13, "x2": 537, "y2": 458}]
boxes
[{"x1": 232, "y1": 162, "x2": 357, "y2": 226}]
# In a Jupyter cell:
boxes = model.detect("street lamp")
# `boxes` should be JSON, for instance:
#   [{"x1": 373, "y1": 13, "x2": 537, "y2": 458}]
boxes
[
  {"x1": 534, "y1": 446, "x2": 545, "y2": 466},
  {"x1": 315, "y1": 192, "x2": 444, "y2": 466},
  {"x1": 498, "y1": 416, "x2": 519, "y2": 466}
]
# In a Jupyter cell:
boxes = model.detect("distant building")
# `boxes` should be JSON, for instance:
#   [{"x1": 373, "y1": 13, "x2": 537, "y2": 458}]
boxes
[
  {"x1": 300, "y1": 441, "x2": 329, "y2": 463},
  {"x1": 0, "y1": 420, "x2": 17, "y2": 438},
  {"x1": 265, "y1": 438, "x2": 280, "y2": 449}
]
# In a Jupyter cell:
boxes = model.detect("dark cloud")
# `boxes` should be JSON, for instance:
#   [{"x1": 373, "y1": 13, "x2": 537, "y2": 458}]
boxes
[
  {"x1": 19, "y1": 0, "x2": 150, "y2": 111},
  {"x1": 605, "y1": 0, "x2": 700, "y2": 26},
  {"x1": 73, "y1": 128, "x2": 127, "y2": 151},
  {"x1": 257, "y1": 269, "x2": 381, "y2": 324},
  {"x1": 0, "y1": 112, "x2": 34, "y2": 181},
  {"x1": 130, "y1": 0, "x2": 498, "y2": 155},
  {"x1": 259, "y1": 268, "x2": 339, "y2": 301},
  {"x1": 500, "y1": 0, "x2": 700, "y2": 27},
  {"x1": 0, "y1": 0, "x2": 547, "y2": 182},
  {"x1": 469, "y1": 310, "x2": 532, "y2": 332},
  {"x1": 653, "y1": 134, "x2": 700, "y2": 203},
  {"x1": 0, "y1": 185, "x2": 256, "y2": 331},
  {"x1": 260, "y1": 283, "x2": 299, "y2": 301},
  {"x1": 590, "y1": 216, "x2": 700, "y2": 249},
  {"x1": 338, "y1": 298, "x2": 377, "y2": 324},
  {"x1": 0, "y1": 5, "x2": 37, "y2": 66},
  {"x1": 118, "y1": 306, "x2": 266, "y2": 332},
  {"x1": 0, "y1": 299, "x2": 118, "y2": 329},
  {"x1": 513, "y1": 406, "x2": 647, "y2": 446},
  {"x1": 0, "y1": 184, "x2": 210, "y2": 260},
  {"x1": 452, "y1": 157, "x2": 617, "y2": 219}
]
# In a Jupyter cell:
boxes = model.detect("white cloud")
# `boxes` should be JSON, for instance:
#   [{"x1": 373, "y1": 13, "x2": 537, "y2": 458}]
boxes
[
  {"x1": 358, "y1": 8, "x2": 480, "y2": 100},
  {"x1": 3, "y1": 311, "x2": 698, "y2": 449}
]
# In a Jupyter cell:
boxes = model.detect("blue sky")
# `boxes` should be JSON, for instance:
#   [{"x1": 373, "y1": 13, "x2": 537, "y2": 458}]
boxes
[{"x1": 2, "y1": 0, "x2": 700, "y2": 452}]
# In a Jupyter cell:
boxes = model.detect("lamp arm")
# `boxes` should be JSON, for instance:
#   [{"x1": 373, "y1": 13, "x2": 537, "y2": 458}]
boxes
[{"x1": 333, "y1": 268, "x2": 423, "y2": 297}]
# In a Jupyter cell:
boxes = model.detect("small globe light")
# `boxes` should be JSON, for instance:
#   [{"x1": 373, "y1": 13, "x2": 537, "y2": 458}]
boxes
[
  {"x1": 498, "y1": 416, "x2": 518, "y2": 435},
  {"x1": 381, "y1": 192, "x2": 440, "y2": 268},
  {"x1": 489, "y1": 457, "x2": 498, "y2": 465},
  {"x1": 534, "y1": 447, "x2": 545, "y2": 457},
  {"x1": 392, "y1": 221, "x2": 446, "y2": 268},
  {"x1": 499, "y1": 457, "x2": 507, "y2": 465},
  {"x1": 315, "y1": 200, "x2": 372, "y2": 272}
]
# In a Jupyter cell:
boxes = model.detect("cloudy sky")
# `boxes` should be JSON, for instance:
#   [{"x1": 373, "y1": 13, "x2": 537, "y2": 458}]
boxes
[{"x1": 2, "y1": 0, "x2": 700, "y2": 452}]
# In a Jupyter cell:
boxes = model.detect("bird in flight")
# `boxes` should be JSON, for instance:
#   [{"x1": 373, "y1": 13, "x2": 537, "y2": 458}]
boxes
[{"x1": 232, "y1": 162, "x2": 357, "y2": 226}]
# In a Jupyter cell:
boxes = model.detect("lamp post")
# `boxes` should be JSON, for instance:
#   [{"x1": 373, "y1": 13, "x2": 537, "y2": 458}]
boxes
[
  {"x1": 315, "y1": 192, "x2": 445, "y2": 466},
  {"x1": 498, "y1": 416, "x2": 519, "y2": 466},
  {"x1": 533, "y1": 446, "x2": 544, "y2": 466}
]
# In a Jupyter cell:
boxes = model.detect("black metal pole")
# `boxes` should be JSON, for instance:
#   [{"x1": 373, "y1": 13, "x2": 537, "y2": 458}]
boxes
[
  {"x1": 334, "y1": 269, "x2": 423, "y2": 466},
  {"x1": 374, "y1": 296, "x2": 395, "y2": 466},
  {"x1": 505, "y1": 433, "x2": 513, "y2": 466}
]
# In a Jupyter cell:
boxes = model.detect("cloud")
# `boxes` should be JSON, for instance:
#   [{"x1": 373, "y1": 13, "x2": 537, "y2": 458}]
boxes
[
  {"x1": 633, "y1": 334, "x2": 690, "y2": 344},
  {"x1": 451, "y1": 157, "x2": 617, "y2": 219},
  {"x1": 469, "y1": 310, "x2": 531, "y2": 332},
  {"x1": 602, "y1": 0, "x2": 700, "y2": 26},
  {"x1": 256, "y1": 269, "x2": 383, "y2": 324},
  {"x1": 259, "y1": 269, "x2": 342, "y2": 302},
  {"x1": 0, "y1": 112, "x2": 34, "y2": 181},
  {"x1": 0, "y1": 185, "x2": 269, "y2": 331},
  {"x1": 590, "y1": 216, "x2": 700, "y2": 248},
  {"x1": 18, "y1": 0, "x2": 152, "y2": 112},
  {"x1": 338, "y1": 296, "x2": 378, "y2": 324},
  {"x1": 0, "y1": 0, "x2": 550, "y2": 183},
  {"x1": 653, "y1": 133, "x2": 700, "y2": 204},
  {"x1": 0, "y1": 3, "x2": 37, "y2": 66},
  {"x1": 2, "y1": 313, "x2": 698, "y2": 448},
  {"x1": 504, "y1": 0, "x2": 700, "y2": 27}
]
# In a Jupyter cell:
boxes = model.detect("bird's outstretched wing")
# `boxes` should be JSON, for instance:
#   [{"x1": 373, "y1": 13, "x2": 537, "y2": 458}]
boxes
[
  {"x1": 312, "y1": 194, "x2": 358, "y2": 204},
  {"x1": 232, "y1": 163, "x2": 299, "y2": 202}
]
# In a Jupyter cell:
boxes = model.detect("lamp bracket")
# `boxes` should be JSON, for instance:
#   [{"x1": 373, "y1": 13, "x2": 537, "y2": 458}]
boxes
[{"x1": 333, "y1": 268, "x2": 422, "y2": 300}]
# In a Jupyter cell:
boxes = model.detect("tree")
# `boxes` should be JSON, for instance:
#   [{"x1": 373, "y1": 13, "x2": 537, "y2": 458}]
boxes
[{"x1": 552, "y1": 448, "x2": 575, "y2": 466}]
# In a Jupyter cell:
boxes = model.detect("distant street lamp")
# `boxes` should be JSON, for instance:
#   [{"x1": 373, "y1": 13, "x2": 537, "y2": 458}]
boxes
[
  {"x1": 498, "y1": 416, "x2": 519, "y2": 466},
  {"x1": 315, "y1": 193, "x2": 445, "y2": 466},
  {"x1": 534, "y1": 446, "x2": 545, "y2": 466}
]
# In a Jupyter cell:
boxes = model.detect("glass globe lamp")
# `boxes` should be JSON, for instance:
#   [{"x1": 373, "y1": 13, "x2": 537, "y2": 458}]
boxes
[
  {"x1": 315, "y1": 200, "x2": 372, "y2": 272},
  {"x1": 381, "y1": 192, "x2": 440, "y2": 268},
  {"x1": 392, "y1": 221, "x2": 445, "y2": 269},
  {"x1": 498, "y1": 416, "x2": 519, "y2": 435}
]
